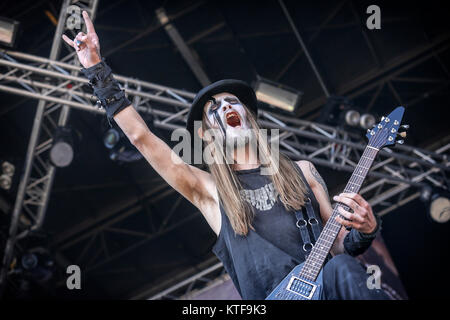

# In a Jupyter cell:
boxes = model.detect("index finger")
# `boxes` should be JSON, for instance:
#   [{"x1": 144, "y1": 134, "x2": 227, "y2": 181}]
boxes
[
  {"x1": 341, "y1": 192, "x2": 363, "y2": 203},
  {"x1": 82, "y1": 10, "x2": 96, "y2": 34}
]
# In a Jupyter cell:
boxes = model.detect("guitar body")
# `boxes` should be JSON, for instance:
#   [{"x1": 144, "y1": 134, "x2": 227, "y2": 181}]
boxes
[{"x1": 266, "y1": 262, "x2": 324, "y2": 300}]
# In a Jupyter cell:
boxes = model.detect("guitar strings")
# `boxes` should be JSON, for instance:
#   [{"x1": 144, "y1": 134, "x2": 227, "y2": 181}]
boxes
[
  {"x1": 289, "y1": 126, "x2": 390, "y2": 291},
  {"x1": 274, "y1": 122, "x2": 393, "y2": 299}
]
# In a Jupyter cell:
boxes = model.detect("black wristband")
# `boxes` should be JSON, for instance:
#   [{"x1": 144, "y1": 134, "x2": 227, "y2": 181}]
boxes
[
  {"x1": 343, "y1": 214, "x2": 382, "y2": 256},
  {"x1": 81, "y1": 60, "x2": 131, "y2": 125}
]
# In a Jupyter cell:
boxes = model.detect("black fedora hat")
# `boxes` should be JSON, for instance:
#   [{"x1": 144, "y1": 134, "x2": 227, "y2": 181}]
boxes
[{"x1": 186, "y1": 79, "x2": 258, "y2": 140}]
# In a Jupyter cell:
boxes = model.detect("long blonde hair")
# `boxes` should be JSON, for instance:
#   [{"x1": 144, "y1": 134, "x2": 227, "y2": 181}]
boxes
[{"x1": 201, "y1": 104, "x2": 308, "y2": 236}]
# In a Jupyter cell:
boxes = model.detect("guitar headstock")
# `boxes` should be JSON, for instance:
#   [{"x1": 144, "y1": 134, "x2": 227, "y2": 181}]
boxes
[{"x1": 366, "y1": 106, "x2": 408, "y2": 149}]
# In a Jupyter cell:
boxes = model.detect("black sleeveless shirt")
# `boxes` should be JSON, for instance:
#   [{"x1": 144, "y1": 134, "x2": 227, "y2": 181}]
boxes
[{"x1": 212, "y1": 163, "x2": 323, "y2": 300}]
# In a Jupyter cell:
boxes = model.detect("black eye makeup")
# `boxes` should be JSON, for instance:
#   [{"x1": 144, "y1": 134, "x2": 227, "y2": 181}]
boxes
[
  {"x1": 223, "y1": 97, "x2": 240, "y2": 104},
  {"x1": 207, "y1": 97, "x2": 240, "y2": 114}
]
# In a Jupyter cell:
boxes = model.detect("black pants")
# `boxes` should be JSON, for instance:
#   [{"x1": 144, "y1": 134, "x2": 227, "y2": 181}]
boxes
[{"x1": 322, "y1": 254, "x2": 391, "y2": 300}]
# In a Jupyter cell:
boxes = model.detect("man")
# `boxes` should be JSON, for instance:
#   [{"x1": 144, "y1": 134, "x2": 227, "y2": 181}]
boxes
[{"x1": 62, "y1": 11, "x2": 389, "y2": 300}]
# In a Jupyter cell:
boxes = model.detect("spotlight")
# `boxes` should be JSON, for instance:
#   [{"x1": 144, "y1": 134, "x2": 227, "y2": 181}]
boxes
[
  {"x1": 318, "y1": 96, "x2": 377, "y2": 131},
  {"x1": 21, "y1": 253, "x2": 38, "y2": 270},
  {"x1": 49, "y1": 126, "x2": 74, "y2": 168},
  {"x1": 103, "y1": 128, "x2": 121, "y2": 149},
  {"x1": 420, "y1": 185, "x2": 450, "y2": 224},
  {"x1": 0, "y1": 16, "x2": 20, "y2": 48},
  {"x1": 2, "y1": 161, "x2": 15, "y2": 175},
  {"x1": 429, "y1": 193, "x2": 450, "y2": 223},
  {"x1": 19, "y1": 248, "x2": 55, "y2": 285},
  {"x1": 359, "y1": 113, "x2": 376, "y2": 129},
  {"x1": 344, "y1": 110, "x2": 360, "y2": 127},
  {"x1": 102, "y1": 126, "x2": 143, "y2": 163},
  {"x1": 0, "y1": 174, "x2": 11, "y2": 190},
  {"x1": 0, "y1": 161, "x2": 15, "y2": 191},
  {"x1": 253, "y1": 77, "x2": 303, "y2": 114}
]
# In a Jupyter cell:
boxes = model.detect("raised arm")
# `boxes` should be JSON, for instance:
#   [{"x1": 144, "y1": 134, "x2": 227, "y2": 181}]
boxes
[
  {"x1": 114, "y1": 107, "x2": 219, "y2": 224},
  {"x1": 62, "y1": 11, "x2": 220, "y2": 232}
]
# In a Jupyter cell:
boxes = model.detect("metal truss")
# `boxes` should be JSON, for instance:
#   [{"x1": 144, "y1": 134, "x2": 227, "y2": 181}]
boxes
[
  {"x1": 1, "y1": 45, "x2": 450, "y2": 292},
  {"x1": 1, "y1": 5, "x2": 449, "y2": 297},
  {"x1": 0, "y1": 0, "x2": 100, "y2": 294}
]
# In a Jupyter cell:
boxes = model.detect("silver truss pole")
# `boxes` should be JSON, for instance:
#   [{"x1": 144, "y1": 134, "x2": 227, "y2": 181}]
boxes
[{"x1": 0, "y1": 0, "x2": 100, "y2": 295}]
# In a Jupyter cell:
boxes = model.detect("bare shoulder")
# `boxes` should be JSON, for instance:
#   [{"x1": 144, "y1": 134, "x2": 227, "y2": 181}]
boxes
[
  {"x1": 296, "y1": 160, "x2": 330, "y2": 199},
  {"x1": 295, "y1": 160, "x2": 315, "y2": 183},
  {"x1": 295, "y1": 160, "x2": 321, "y2": 188},
  {"x1": 295, "y1": 160, "x2": 311, "y2": 172}
]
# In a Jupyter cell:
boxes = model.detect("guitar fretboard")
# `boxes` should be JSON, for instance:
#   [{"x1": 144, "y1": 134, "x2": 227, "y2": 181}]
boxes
[{"x1": 297, "y1": 146, "x2": 379, "y2": 281}]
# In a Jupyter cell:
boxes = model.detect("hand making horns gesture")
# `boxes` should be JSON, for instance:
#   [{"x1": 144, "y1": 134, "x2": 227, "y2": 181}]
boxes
[{"x1": 62, "y1": 10, "x2": 101, "y2": 69}]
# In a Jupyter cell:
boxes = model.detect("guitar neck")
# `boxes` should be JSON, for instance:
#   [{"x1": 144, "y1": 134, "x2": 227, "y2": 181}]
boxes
[{"x1": 298, "y1": 145, "x2": 379, "y2": 281}]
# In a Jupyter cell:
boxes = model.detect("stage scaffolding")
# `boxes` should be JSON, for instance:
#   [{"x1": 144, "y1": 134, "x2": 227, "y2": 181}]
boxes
[
  {"x1": 0, "y1": 1, "x2": 449, "y2": 299},
  {"x1": 0, "y1": 0, "x2": 100, "y2": 294}
]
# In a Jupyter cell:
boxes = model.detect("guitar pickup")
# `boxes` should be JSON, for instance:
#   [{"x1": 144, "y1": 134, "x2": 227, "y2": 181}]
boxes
[{"x1": 286, "y1": 276, "x2": 317, "y2": 299}]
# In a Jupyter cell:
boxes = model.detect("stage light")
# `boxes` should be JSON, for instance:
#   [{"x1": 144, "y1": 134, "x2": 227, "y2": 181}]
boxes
[
  {"x1": 0, "y1": 174, "x2": 11, "y2": 190},
  {"x1": 318, "y1": 96, "x2": 377, "y2": 131},
  {"x1": 102, "y1": 126, "x2": 143, "y2": 163},
  {"x1": 21, "y1": 253, "x2": 38, "y2": 270},
  {"x1": 0, "y1": 161, "x2": 15, "y2": 190},
  {"x1": 253, "y1": 77, "x2": 303, "y2": 114},
  {"x1": 344, "y1": 110, "x2": 360, "y2": 127},
  {"x1": 103, "y1": 128, "x2": 120, "y2": 149},
  {"x1": 2, "y1": 161, "x2": 15, "y2": 175},
  {"x1": 359, "y1": 113, "x2": 376, "y2": 129},
  {"x1": 429, "y1": 193, "x2": 450, "y2": 223},
  {"x1": 49, "y1": 126, "x2": 74, "y2": 168},
  {"x1": 0, "y1": 16, "x2": 20, "y2": 48},
  {"x1": 19, "y1": 248, "x2": 55, "y2": 285},
  {"x1": 420, "y1": 185, "x2": 450, "y2": 224}
]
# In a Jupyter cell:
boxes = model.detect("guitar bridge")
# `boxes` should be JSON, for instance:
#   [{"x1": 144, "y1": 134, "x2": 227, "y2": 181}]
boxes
[{"x1": 286, "y1": 276, "x2": 317, "y2": 299}]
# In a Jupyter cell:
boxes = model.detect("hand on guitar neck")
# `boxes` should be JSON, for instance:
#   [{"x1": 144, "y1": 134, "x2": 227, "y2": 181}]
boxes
[{"x1": 333, "y1": 192, "x2": 378, "y2": 234}]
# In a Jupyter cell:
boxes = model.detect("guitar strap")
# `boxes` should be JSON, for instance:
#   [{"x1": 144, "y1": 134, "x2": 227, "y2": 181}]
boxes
[{"x1": 294, "y1": 197, "x2": 322, "y2": 256}]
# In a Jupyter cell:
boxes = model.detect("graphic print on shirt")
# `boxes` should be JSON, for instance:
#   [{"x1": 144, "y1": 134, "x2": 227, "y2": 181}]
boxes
[{"x1": 240, "y1": 182, "x2": 278, "y2": 211}]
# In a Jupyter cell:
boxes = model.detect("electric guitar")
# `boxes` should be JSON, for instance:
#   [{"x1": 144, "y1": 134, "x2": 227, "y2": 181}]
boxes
[{"x1": 266, "y1": 106, "x2": 408, "y2": 300}]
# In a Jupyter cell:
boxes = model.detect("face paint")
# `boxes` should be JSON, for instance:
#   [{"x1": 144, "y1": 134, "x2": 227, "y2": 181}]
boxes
[
  {"x1": 205, "y1": 95, "x2": 251, "y2": 151},
  {"x1": 207, "y1": 97, "x2": 227, "y2": 138}
]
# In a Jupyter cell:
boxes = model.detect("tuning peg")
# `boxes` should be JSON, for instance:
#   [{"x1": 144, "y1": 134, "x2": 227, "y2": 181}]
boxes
[
  {"x1": 397, "y1": 139, "x2": 404, "y2": 145},
  {"x1": 400, "y1": 124, "x2": 409, "y2": 130},
  {"x1": 397, "y1": 131, "x2": 407, "y2": 138}
]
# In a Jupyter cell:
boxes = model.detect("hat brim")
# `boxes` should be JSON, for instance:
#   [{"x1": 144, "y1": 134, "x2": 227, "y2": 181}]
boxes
[{"x1": 186, "y1": 79, "x2": 258, "y2": 140}]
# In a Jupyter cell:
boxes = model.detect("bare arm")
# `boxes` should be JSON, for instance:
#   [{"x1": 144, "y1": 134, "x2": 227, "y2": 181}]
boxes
[
  {"x1": 62, "y1": 11, "x2": 221, "y2": 233},
  {"x1": 296, "y1": 160, "x2": 348, "y2": 255},
  {"x1": 114, "y1": 107, "x2": 219, "y2": 232}
]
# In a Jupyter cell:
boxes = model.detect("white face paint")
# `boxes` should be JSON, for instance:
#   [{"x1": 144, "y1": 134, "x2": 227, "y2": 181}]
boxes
[{"x1": 204, "y1": 92, "x2": 252, "y2": 149}]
